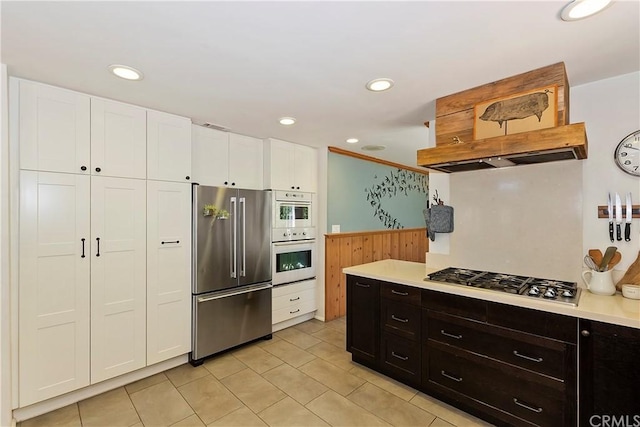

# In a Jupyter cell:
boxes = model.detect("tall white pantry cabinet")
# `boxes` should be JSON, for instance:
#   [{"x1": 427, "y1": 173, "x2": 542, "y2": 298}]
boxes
[{"x1": 12, "y1": 78, "x2": 192, "y2": 406}]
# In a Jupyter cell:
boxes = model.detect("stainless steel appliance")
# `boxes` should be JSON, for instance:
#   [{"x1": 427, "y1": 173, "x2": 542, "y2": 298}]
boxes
[
  {"x1": 191, "y1": 185, "x2": 272, "y2": 365},
  {"x1": 272, "y1": 238, "x2": 316, "y2": 286},
  {"x1": 426, "y1": 267, "x2": 581, "y2": 306}
]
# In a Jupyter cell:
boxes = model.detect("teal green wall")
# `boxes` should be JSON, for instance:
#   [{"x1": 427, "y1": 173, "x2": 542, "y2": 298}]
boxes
[{"x1": 327, "y1": 152, "x2": 429, "y2": 232}]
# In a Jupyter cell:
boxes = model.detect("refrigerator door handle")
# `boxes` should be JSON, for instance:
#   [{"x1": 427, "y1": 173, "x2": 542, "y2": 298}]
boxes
[
  {"x1": 231, "y1": 196, "x2": 237, "y2": 279},
  {"x1": 240, "y1": 197, "x2": 246, "y2": 277},
  {"x1": 197, "y1": 283, "x2": 273, "y2": 302}
]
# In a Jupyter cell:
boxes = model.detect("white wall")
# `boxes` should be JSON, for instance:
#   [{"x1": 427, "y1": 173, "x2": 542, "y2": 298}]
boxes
[
  {"x1": 573, "y1": 72, "x2": 640, "y2": 275},
  {"x1": 315, "y1": 147, "x2": 328, "y2": 321},
  {"x1": 1, "y1": 63, "x2": 13, "y2": 426}
]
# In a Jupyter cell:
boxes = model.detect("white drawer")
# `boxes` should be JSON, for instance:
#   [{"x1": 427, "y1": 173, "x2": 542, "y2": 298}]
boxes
[
  {"x1": 273, "y1": 288, "x2": 315, "y2": 311},
  {"x1": 273, "y1": 299, "x2": 317, "y2": 324},
  {"x1": 273, "y1": 279, "x2": 316, "y2": 298}
]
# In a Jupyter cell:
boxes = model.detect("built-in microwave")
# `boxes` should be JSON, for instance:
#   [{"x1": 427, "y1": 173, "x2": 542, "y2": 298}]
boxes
[
  {"x1": 273, "y1": 191, "x2": 312, "y2": 229},
  {"x1": 272, "y1": 239, "x2": 316, "y2": 286}
]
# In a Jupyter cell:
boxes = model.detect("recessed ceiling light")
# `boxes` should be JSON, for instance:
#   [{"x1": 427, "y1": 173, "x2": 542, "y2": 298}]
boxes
[
  {"x1": 366, "y1": 78, "x2": 394, "y2": 92},
  {"x1": 108, "y1": 64, "x2": 144, "y2": 81},
  {"x1": 561, "y1": 0, "x2": 612, "y2": 21},
  {"x1": 346, "y1": 138, "x2": 359, "y2": 144},
  {"x1": 361, "y1": 144, "x2": 386, "y2": 151},
  {"x1": 279, "y1": 117, "x2": 296, "y2": 126}
]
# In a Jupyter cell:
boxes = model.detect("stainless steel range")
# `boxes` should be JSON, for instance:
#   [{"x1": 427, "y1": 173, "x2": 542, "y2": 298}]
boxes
[{"x1": 426, "y1": 267, "x2": 581, "y2": 306}]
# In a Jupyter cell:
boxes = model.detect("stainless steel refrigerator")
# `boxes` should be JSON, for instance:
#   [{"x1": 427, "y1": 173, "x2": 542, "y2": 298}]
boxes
[{"x1": 190, "y1": 184, "x2": 272, "y2": 365}]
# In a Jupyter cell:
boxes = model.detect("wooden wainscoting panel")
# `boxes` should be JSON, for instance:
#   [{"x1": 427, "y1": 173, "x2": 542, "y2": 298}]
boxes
[{"x1": 324, "y1": 228, "x2": 428, "y2": 321}]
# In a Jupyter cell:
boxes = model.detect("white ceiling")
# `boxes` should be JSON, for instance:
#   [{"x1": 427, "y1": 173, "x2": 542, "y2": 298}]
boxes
[{"x1": 2, "y1": 1, "x2": 639, "y2": 168}]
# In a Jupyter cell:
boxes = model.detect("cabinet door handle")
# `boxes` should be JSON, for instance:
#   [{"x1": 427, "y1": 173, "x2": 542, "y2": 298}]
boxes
[
  {"x1": 289, "y1": 296, "x2": 300, "y2": 301},
  {"x1": 440, "y1": 330, "x2": 462, "y2": 340},
  {"x1": 391, "y1": 351, "x2": 408, "y2": 361},
  {"x1": 581, "y1": 330, "x2": 590, "y2": 337},
  {"x1": 513, "y1": 350, "x2": 543, "y2": 363},
  {"x1": 96, "y1": 237, "x2": 101, "y2": 257},
  {"x1": 81, "y1": 238, "x2": 86, "y2": 258},
  {"x1": 161, "y1": 240, "x2": 180, "y2": 245},
  {"x1": 513, "y1": 398, "x2": 543, "y2": 413},
  {"x1": 391, "y1": 289, "x2": 409, "y2": 296},
  {"x1": 95, "y1": 167, "x2": 101, "y2": 173},
  {"x1": 441, "y1": 370, "x2": 462, "y2": 382},
  {"x1": 290, "y1": 309, "x2": 300, "y2": 314},
  {"x1": 391, "y1": 314, "x2": 409, "y2": 323},
  {"x1": 355, "y1": 283, "x2": 370, "y2": 288}
]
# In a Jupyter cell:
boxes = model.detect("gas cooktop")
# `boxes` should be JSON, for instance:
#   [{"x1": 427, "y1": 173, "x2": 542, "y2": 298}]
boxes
[{"x1": 425, "y1": 267, "x2": 580, "y2": 306}]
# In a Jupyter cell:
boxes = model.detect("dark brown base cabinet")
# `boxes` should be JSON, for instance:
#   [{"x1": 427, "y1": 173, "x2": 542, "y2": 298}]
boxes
[
  {"x1": 346, "y1": 275, "x2": 581, "y2": 427},
  {"x1": 579, "y1": 319, "x2": 640, "y2": 426}
]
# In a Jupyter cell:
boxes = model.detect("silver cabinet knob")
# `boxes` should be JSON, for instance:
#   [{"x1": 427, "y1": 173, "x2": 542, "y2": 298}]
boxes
[{"x1": 581, "y1": 330, "x2": 590, "y2": 337}]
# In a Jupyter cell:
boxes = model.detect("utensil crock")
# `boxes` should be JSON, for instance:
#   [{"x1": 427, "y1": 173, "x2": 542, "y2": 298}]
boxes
[{"x1": 581, "y1": 269, "x2": 616, "y2": 296}]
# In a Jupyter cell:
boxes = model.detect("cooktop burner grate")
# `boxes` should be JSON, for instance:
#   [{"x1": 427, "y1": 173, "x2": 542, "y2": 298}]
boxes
[{"x1": 426, "y1": 267, "x2": 580, "y2": 306}]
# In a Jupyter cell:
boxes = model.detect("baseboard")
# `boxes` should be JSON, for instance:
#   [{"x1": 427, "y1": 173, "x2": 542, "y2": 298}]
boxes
[{"x1": 13, "y1": 354, "x2": 188, "y2": 422}]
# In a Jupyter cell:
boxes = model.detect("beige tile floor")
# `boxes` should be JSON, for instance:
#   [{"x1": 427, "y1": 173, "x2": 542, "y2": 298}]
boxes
[{"x1": 19, "y1": 317, "x2": 493, "y2": 427}]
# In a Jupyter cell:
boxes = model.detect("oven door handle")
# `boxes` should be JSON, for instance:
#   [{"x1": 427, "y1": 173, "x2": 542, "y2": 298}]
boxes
[{"x1": 273, "y1": 239, "x2": 316, "y2": 247}]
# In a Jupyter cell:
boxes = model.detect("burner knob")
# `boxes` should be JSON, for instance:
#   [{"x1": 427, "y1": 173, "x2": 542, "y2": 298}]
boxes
[
  {"x1": 543, "y1": 289, "x2": 556, "y2": 299},
  {"x1": 562, "y1": 290, "x2": 574, "y2": 298},
  {"x1": 528, "y1": 286, "x2": 540, "y2": 296}
]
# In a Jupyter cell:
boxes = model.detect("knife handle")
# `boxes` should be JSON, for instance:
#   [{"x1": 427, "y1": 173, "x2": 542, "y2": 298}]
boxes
[
  {"x1": 625, "y1": 223, "x2": 631, "y2": 242},
  {"x1": 610, "y1": 222, "x2": 614, "y2": 242},
  {"x1": 616, "y1": 223, "x2": 622, "y2": 241}
]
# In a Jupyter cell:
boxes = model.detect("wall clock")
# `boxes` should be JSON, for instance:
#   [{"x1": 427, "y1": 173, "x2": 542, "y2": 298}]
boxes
[{"x1": 614, "y1": 130, "x2": 640, "y2": 176}]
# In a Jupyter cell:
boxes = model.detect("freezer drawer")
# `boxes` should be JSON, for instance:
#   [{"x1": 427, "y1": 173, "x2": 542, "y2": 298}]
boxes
[{"x1": 191, "y1": 283, "x2": 272, "y2": 362}]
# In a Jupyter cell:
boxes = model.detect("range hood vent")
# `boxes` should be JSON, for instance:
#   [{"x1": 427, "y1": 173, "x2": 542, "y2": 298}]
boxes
[
  {"x1": 417, "y1": 63, "x2": 588, "y2": 173},
  {"x1": 417, "y1": 123, "x2": 588, "y2": 173}
]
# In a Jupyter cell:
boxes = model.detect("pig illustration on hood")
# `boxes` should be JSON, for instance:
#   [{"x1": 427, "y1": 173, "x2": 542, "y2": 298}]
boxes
[{"x1": 479, "y1": 89, "x2": 551, "y2": 130}]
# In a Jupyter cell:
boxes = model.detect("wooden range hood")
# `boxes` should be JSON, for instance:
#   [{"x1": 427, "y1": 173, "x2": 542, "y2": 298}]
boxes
[{"x1": 417, "y1": 63, "x2": 588, "y2": 173}]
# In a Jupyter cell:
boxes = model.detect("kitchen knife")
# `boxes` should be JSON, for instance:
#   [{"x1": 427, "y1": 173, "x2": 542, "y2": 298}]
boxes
[
  {"x1": 608, "y1": 193, "x2": 613, "y2": 242},
  {"x1": 616, "y1": 193, "x2": 622, "y2": 241},
  {"x1": 626, "y1": 192, "x2": 632, "y2": 242}
]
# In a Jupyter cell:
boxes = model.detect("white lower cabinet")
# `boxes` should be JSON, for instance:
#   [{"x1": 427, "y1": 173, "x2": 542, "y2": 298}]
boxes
[
  {"x1": 90, "y1": 177, "x2": 147, "y2": 383},
  {"x1": 19, "y1": 171, "x2": 91, "y2": 406},
  {"x1": 272, "y1": 280, "x2": 317, "y2": 325},
  {"x1": 146, "y1": 181, "x2": 192, "y2": 364}
]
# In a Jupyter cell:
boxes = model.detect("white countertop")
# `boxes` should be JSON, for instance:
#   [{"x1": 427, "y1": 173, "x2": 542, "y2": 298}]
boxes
[{"x1": 343, "y1": 259, "x2": 640, "y2": 329}]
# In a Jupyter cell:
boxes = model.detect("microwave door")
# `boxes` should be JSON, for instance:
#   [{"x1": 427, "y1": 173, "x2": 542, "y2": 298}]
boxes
[
  {"x1": 193, "y1": 185, "x2": 236, "y2": 294},
  {"x1": 238, "y1": 189, "x2": 272, "y2": 287}
]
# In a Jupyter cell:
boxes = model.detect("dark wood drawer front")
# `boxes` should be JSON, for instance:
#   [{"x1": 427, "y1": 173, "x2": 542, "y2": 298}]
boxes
[
  {"x1": 426, "y1": 311, "x2": 568, "y2": 380},
  {"x1": 381, "y1": 299, "x2": 420, "y2": 341},
  {"x1": 381, "y1": 333, "x2": 420, "y2": 383},
  {"x1": 381, "y1": 282, "x2": 421, "y2": 306},
  {"x1": 427, "y1": 347, "x2": 565, "y2": 427},
  {"x1": 422, "y1": 289, "x2": 487, "y2": 321},
  {"x1": 488, "y1": 302, "x2": 577, "y2": 344}
]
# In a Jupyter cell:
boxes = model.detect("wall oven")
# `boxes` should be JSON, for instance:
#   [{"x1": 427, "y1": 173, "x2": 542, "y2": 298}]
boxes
[
  {"x1": 272, "y1": 239, "x2": 316, "y2": 286},
  {"x1": 273, "y1": 190, "x2": 312, "y2": 229}
]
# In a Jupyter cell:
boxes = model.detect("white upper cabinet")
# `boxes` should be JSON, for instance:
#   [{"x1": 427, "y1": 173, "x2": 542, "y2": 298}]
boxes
[
  {"x1": 228, "y1": 133, "x2": 263, "y2": 190},
  {"x1": 191, "y1": 125, "x2": 263, "y2": 189},
  {"x1": 147, "y1": 111, "x2": 192, "y2": 182},
  {"x1": 90, "y1": 176, "x2": 147, "y2": 383},
  {"x1": 264, "y1": 138, "x2": 317, "y2": 192},
  {"x1": 19, "y1": 171, "x2": 90, "y2": 406},
  {"x1": 146, "y1": 181, "x2": 192, "y2": 364},
  {"x1": 91, "y1": 98, "x2": 147, "y2": 179},
  {"x1": 15, "y1": 79, "x2": 91, "y2": 174}
]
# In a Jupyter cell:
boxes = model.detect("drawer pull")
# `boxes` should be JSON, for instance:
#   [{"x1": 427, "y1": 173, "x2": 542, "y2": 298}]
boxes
[
  {"x1": 440, "y1": 330, "x2": 462, "y2": 340},
  {"x1": 513, "y1": 350, "x2": 543, "y2": 363},
  {"x1": 391, "y1": 314, "x2": 409, "y2": 323},
  {"x1": 440, "y1": 370, "x2": 462, "y2": 382},
  {"x1": 391, "y1": 289, "x2": 409, "y2": 296},
  {"x1": 290, "y1": 309, "x2": 300, "y2": 314},
  {"x1": 356, "y1": 283, "x2": 371, "y2": 288},
  {"x1": 513, "y1": 398, "x2": 543, "y2": 413},
  {"x1": 289, "y1": 297, "x2": 300, "y2": 301},
  {"x1": 391, "y1": 351, "x2": 408, "y2": 361}
]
